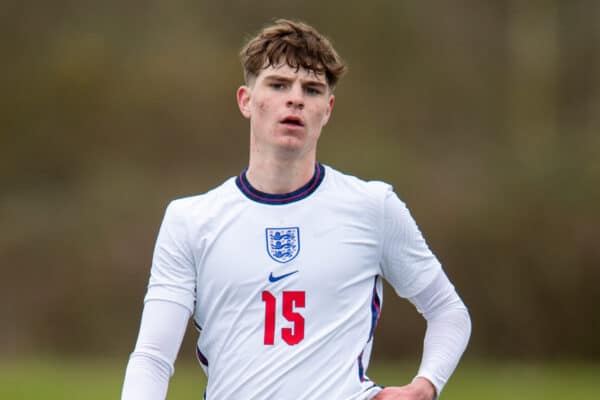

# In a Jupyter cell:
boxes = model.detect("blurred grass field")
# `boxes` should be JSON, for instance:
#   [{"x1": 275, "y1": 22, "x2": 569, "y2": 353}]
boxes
[{"x1": 1, "y1": 358, "x2": 599, "y2": 399}]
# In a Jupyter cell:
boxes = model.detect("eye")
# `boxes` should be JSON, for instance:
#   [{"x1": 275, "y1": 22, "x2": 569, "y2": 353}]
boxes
[
  {"x1": 305, "y1": 86, "x2": 323, "y2": 96},
  {"x1": 270, "y1": 83, "x2": 286, "y2": 90}
]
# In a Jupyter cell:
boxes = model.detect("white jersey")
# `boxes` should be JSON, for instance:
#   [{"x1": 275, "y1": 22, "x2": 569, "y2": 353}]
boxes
[{"x1": 145, "y1": 164, "x2": 442, "y2": 400}]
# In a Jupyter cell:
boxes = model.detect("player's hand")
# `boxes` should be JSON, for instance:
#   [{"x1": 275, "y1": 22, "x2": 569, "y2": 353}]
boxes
[{"x1": 372, "y1": 377, "x2": 436, "y2": 400}]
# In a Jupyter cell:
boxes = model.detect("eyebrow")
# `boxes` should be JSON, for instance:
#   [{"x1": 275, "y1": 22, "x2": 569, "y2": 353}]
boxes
[{"x1": 263, "y1": 75, "x2": 328, "y2": 89}]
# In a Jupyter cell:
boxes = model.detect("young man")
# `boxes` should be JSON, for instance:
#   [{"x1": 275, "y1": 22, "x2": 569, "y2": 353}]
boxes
[{"x1": 122, "y1": 19, "x2": 471, "y2": 400}]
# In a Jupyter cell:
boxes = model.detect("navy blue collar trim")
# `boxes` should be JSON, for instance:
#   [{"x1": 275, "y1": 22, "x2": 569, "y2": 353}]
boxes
[{"x1": 236, "y1": 163, "x2": 325, "y2": 205}]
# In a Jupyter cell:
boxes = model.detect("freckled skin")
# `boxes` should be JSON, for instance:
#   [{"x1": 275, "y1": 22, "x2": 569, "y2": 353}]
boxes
[
  {"x1": 234, "y1": 63, "x2": 335, "y2": 194},
  {"x1": 237, "y1": 64, "x2": 335, "y2": 162}
]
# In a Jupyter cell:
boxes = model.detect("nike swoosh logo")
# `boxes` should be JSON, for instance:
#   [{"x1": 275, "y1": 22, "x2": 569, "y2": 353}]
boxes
[{"x1": 268, "y1": 270, "x2": 299, "y2": 282}]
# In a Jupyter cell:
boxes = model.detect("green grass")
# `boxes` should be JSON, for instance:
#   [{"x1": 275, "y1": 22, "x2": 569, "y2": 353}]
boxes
[
  {"x1": 372, "y1": 360, "x2": 600, "y2": 400},
  {"x1": 1, "y1": 358, "x2": 599, "y2": 399}
]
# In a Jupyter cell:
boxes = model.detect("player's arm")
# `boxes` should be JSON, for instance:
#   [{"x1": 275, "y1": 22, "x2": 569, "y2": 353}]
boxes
[
  {"x1": 122, "y1": 300, "x2": 190, "y2": 400},
  {"x1": 373, "y1": 270, "x2": 470, "y2": 400},
  {"x1": 379, "y1": 189, "x2": 471, "y2": 399},
  {"x1": 122, "y1": 200, "x2": 197, "y2": 399},
  {"x1": 373, "y1": 270, "x2": 471, "y2": 400},
  {"x1": 409, "y1": 268, "x2": 471, "y2": 398}
]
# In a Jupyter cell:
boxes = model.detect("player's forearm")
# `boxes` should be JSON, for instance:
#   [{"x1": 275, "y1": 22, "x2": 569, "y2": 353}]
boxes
[
  {"x1": 410, "y1": 271, "x2": 472, "y2": 397},
  {"x1": 122, "y1": 352, "x2": 171, "y2": 400},
  {"x1": 416, "y1": 304, "x2": 470, "y2": 396},
  {"x1": 121, "y1": 300, "x2": 191, "y2": 400}
]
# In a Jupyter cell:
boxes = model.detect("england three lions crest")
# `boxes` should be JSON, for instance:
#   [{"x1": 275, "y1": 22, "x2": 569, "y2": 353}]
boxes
[{"x1": 265, "y1": 227, "x2": 300, "y2": 263}]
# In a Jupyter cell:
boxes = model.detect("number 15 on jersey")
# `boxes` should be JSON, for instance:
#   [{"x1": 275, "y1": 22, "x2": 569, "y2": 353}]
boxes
[{"x1": 262, "y1": 290, "x2": 305, "y2": 345}]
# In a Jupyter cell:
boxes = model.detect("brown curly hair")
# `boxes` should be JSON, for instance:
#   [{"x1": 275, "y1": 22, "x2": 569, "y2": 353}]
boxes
[{"x1": 240, "y1": 19, "x2": 347, "y2": 89}]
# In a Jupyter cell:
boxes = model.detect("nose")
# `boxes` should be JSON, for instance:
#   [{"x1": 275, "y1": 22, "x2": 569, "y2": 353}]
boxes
[{"x1": 286, "y1": 84, "x2": 304, "y2": 110}]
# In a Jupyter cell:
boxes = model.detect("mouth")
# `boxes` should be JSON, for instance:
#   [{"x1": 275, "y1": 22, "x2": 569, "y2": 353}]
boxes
[{"x1": 280, "y1": 116, "x2": 304, "y2": 128}]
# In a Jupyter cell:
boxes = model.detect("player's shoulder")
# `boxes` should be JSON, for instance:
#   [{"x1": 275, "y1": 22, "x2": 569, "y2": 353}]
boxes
[
  {"x1": 323, "y1": 164, "x2": 393, "y2": 200},
  {"x1": 164, "y1": 176, "x2": 238, "y2": 219}
]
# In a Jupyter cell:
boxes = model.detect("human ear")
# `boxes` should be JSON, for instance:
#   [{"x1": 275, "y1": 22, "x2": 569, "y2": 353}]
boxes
[
  {"x1": 237, "y1": 86, "x2": 251, "y2": 119},
  {"x1": 322, "y1": 94, "x2": 335, "y2": 126}
]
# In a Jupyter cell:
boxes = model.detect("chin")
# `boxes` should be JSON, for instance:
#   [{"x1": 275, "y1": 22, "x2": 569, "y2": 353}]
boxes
[
  {"x1": 273, "y1": 138, "x2": 307, "y2": 155},
  {"x1": 276, "y1": 133, "x2": 305, "y2": 147}
]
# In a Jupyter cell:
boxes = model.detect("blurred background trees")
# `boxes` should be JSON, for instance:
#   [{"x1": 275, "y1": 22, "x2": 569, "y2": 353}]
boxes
[{"x1": 2, "y1": 0, "x2": 599, "y2": 362}]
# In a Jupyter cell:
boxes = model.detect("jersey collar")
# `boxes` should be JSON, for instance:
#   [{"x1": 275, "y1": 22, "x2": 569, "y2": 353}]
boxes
[{"x1": 236, "y1": 163, "x2": 325, "y2": 205}]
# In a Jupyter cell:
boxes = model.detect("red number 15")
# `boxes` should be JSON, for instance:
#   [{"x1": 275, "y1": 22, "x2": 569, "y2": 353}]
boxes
[{"x1": 262, "y1": 290, "x2": 305, "y2": 345}]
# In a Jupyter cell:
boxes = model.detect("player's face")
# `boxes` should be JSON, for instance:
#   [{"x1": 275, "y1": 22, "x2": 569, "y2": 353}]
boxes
[{"x1": 237, "y1": 64, "x2": 335, "y2": 158}]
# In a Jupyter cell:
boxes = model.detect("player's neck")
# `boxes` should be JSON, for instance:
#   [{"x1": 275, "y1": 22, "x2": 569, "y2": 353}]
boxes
[{"x1": 246, "y1": 156, "x2": 317, "y2": 195}]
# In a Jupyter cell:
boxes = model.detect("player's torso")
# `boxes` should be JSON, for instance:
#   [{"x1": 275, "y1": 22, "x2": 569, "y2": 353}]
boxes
[{"x1": 189, "y1": 169, "x2": 385, "y2": 399}]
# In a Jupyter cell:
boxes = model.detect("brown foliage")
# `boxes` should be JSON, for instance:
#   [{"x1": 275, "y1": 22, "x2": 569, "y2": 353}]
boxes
[{"x1": 2, "y1": 1, "x2": 599, "y2": 360}]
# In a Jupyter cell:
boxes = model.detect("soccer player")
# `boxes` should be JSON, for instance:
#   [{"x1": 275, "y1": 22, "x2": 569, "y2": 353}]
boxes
[{"x1": 122, "y1": 19, "x2": 471, "y2": 400}]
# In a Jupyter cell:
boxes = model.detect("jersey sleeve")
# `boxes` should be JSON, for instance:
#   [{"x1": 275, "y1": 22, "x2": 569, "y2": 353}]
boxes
[
  {"x1": 144, "y1": 200, "x2": 197, "y2": 313},
  {"x1": 122, "y1": 300, "x2": 191, "y2": 400},
  {"x1": 379, "y1": 188, "x2": 442, "y2": 298},
  {"x1": 409, "y1": 270, "x2": 471, "y2": 397}
]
